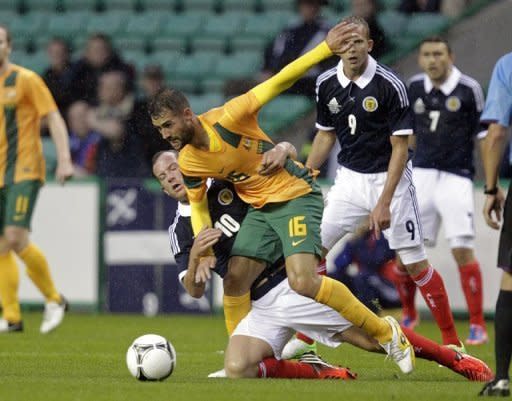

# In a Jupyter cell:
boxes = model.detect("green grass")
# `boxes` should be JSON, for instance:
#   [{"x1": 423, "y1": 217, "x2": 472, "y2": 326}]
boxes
[{"x1": 0, "y1": 313, "x2": 495, "y2": 401}]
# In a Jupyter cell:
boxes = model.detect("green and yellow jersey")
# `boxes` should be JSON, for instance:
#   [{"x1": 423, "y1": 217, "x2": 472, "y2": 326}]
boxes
[
  {"x1": 178, "y1": 41, "x2": 333, "y2": 236},
  {"x1": 0, "y1": 64, "x2": 58, "y2": 187}
]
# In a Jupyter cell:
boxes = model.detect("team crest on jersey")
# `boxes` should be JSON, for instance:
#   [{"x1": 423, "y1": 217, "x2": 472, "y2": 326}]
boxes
[
  {"x1": 362, "y1": 96, "x2": 378, "y2": 112},
  {"x1": 328, "y1": 98, "x2": 341, "y2": 114},
  {"x1": 413, "y1": 98, "x2": 426, "y2": 114},
  {"x1": 242, "y1": 138, "x2": 252, "y2": 150},
  {"x1": 445, "y1": 96, "x2": 461, "y2": 112},
  {"x1": 218, "y1": 188, "x2": 234, "y2": 206}
]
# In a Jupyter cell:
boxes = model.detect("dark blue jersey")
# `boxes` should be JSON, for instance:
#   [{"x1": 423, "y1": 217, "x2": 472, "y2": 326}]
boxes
[
  {"x1": 408, "y1": 67, "x2": 485, "y2": 178},
  {"x1": 315, "y1": 56, "x2": 413, "y2": 173},
  {"x1": 169, "y1": 180, "x2": 286, "y2": 300}
]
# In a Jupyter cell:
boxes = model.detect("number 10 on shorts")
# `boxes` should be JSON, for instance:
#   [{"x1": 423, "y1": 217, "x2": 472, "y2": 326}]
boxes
[{"x1": 289, "y1": 216, "x2": 307, "y2": 237}]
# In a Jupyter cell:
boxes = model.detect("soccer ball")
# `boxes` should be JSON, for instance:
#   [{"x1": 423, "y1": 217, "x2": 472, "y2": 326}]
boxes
[{"x1": 126, "y1": 334, "x2": 176, "y2": 381}]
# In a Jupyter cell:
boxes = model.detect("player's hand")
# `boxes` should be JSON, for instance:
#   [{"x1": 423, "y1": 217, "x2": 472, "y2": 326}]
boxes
[
  {"x1": 369, "y1": 201, "x2": 391, "y2": 239},
  {"x1": 55, "y1": 159, "x2": 74, "y2": 185},
  {"x1": 195, "y1": 255, "x2": 217, "y2": 284},
  {"x1": 258, "y1": 144, "x2": 288, "y2": 176},
  {"x1": 326, "y1": 21, "x2": 358, "y2": 56},
  {"x1": 483, "y1": 188, "x2": 505, "y2": 230}
]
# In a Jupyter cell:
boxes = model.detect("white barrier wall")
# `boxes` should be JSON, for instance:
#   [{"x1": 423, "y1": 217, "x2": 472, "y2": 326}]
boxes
[{"x1": 18, "y1": 181, "x2": 100, "y2": 306}]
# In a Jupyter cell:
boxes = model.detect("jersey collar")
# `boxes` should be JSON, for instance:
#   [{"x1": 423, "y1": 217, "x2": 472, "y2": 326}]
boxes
[
  {"x1": 424, "y1": 66, "x2": 461, "y2": 95},
  {"x1": 336, "y1": 55, "x2": 377, "y2": 89},
  {"x1": 177, "y1": 201, "x2": 191, "y2": 217}
]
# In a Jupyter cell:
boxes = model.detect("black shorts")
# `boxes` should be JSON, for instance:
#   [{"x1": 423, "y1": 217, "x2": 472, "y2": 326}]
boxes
[{"x1": 498, "y1": 183, "x2": 512, "y2": 273}]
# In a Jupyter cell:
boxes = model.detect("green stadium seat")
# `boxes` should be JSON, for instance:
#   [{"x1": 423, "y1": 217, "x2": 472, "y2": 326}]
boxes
[
  {"x1": 138, "y1": 0, "x2": 177, "y2": 11},
  {"x1": 123, "y1": 49, "x2": 151, "y2": 72},
  {"x1": 241, "y1": 13, "x2": 287, "y2": 39},
  {"x1": 230, "y1": 36, "x2": 268, "y2": 52},
  {"x1": 8, "y1": 12, "x2": 48, "y2": 43},
  {"x1": 221, "y1": 0, "x2": 256, "y2": 12},
  {"x1": 188, "y1": 93, "x2": 224, "y2": 113},
  {"x1": 212, "y1": 50, "x2": 260, "y2": 79},
  {"x1": 112, "y1": 37, "x2": 147, "y2": 52},
  {"x1": 190, "y1": 36, "x2": 227, "y2": 53},
  {"x1": 159, "y1": 12, "x2": 205, "y2": 39},
  {"x1": 259, "y1": 0, "x2": 295, "y2": 11},
  {"x1": 174, "y1": 52, "x2": 218, "y2": 80},
  {"x1": 101, "y1": 0, "x2": 138, "y2": 11},
  {"x1": 328, "y1": 0, "x2": 350, "y2": 11},
  {"x1": 149, "y1": 50, "x2": 184, "y2": 74},
  {"x1": 201, "y1": 77, "x2": 225, "y2": 93},
  {"x1": 380, "y1": 0, "x2": 401, "y2": 10},
  {"x1": 0, "y1": 0, "x2": 21, "y2": 12},
  {"x1": 259, "y1": 95, "x2": 313, "y2": 134},
  {"x1": 24, "y1": 50, "x2": 48, "y2": 74},
  {"x1": 169, "y1": 79, "x2": 199, "y2": 93},
  {"x1": 404, "y1": 13, "x2": 449, "y2": 38},
  {"x1": 9, "y1": 49, "x2": 29, "y2": 66},
  {"x1": 85, "y1": 11, "x2": 127, "y2": 36},
  {"x1": 200, "y1": 11, "x2": 247, "y2": 39},
  {"x1": 21, "y1": 0, "x2": 58, "y2": 12},
  {"x1": 60, "y1": 0, "x2": 99, "y2": 11},
  {"x1": 180, "y1": 0, "x2": 218, "y2": 12},
  {"x1": 47, "y1": 12, "x2": 89, "y2": 37},
  {"x1": 151, "y1": 37, "x2": 188, "y2": 53},
  {"x1": 122, "y1": 12, "x2": 164, "y2": 39},
  {"x1": 377, "y1": 10, "x2": 408, "y2": 38}
]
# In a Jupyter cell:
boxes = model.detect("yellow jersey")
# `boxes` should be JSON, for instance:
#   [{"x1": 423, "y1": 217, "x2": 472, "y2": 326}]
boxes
[
  {"x1": 179, "y1": 91, "x2": 315, "y2": 208},
  {"x1": 0, "y1": 64, "x2": 58, "y2": 187}
]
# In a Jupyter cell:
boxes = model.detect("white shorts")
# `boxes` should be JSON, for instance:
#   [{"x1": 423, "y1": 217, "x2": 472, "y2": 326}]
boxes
[
  {"x1": 413, "y1": 168, "x2": 475, "y2": 248},
  {"x1": 321, "y1": 162, "x2": 424, "y2": 251},
  {"x1": 232, "y1": 279, "x2": 352, "y2": 359}
]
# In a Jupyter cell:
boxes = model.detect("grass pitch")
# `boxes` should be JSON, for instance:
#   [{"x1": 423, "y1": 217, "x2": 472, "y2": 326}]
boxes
[{"x1": 0, "y1": 313, "x2": 494, "y2": 401}]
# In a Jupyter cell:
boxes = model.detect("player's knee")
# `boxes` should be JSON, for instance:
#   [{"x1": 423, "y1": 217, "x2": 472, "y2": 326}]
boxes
[
  {"x1": 287, "y1": 274, "x2": 318, "y2": 298},
  {"x1": 224, "y1": 356, "x2": 253, "y2": 378},
  {"x1": 223, "y1": 270, "x2": 251, "y2": 296},
  {"x1": 3, "y1": 232, "x2": 28, "y2": 253}
]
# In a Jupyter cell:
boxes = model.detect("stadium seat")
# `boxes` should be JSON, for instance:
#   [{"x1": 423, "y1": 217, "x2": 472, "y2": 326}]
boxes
[
  {"x1": 221, "y1": 0, "x2": 257, "y2": 12},
  {"x1": 85, "y1": 11, "x2": 127, "y2": 36},
  {"x1": 380, "y1": 0, "x2": 402, "y2": 10},
  {"x1": 159, "y1": 12, "x2": 205, "y2": 39},
  {"x1": 0, "y1": 0, "x2": 21, "y2": 12},
  {"x1": 21, "y1": 0, "x2": 58, "y2": 12},
  {"x1": 190, "y1": 36, "x2": 227, "y2": 53},
  {"x1": 179, "y1": 0, "x2": 218, "y2": 12},
  {"x1": 169, "y1": 79, "x2": 199, "y2": 93},
  {"x1": 151, "y1": 37, "x2": 188, "y2": 53},
  {"x1": 47, "y1": 12, "x2": 89, "y2": 37},
  {"x1": 212, "y1": 51, "x2": 260, "y2": 79},
  {"x1": 8, "y1": 12, "x2": 48, "y2": 43},
  {"x1": 201, "y1": 78, "x2": 225, "y2": 93},
  {"x1": 138, "y1": 0, "x2": 177, "y2": 11},
  {"x1": 199, "y1": 11, "x2": 248, "y2": 39},
  {"x1": 112, "y1": 37, "x2": 147, "y2": 52},
  {"x1": 404, "y1": 13, "x2": 450, "y2": 38},
  {"x1": 188, "y1": 93, "x2": 224, "y2": 114},
  {"x1": 24, "y1": 50, "x2": 48, "y2": 74},
  {"x1": 259, "y1": 95, "x2": 313, "y2": 134},
  {"x1": 60, "y1": 0, "x2": 99, "y2": 12},
  {"x1": 377, "y1": 10, "x2": 408, "y2": 38},
  {"x1": 123, "y1": 49, "x2": 151, "y2": 73},
  {"x1": 149, "y1": 50, "x2": 184, "y2": 73},
  {"x1": 259, "y1": 0, "x2": 295, "y2": 11},
  {"x1": 241, "y1": 13, "x2": 288, "y2": 40},
  {"x1": 230, "y1": 36, "x2": 268, "y2": 53},
  {"x1": 173, "y1": 52, "x2": 218, "y2": 80},
  {"x1": 101, "y1": 0, "x2": 138, "y2": 11},
  {"x1": 122, "y1": 12, "x2": 164, "y2": 39},
  {"x1": 328, "y1": 0, "x2": 350, "y2": 11}
]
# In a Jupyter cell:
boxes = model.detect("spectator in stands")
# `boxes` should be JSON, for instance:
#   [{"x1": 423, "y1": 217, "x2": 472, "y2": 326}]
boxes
[
  {"x1": 42, "y1": 38, "x2": 76, "y2": 118},
  {"x1": 351, "y1": 0, "x2": 391, "y2": 59},
  {"x1": 129, "y1": 65, "x2": 170, "y2": 168},
  {"x1": 88, "y1": 71, "x2": 149, "y2": 178},
  {"x1": 72, "y1": 33, "x2": 135, "y2": 104},
  {"x1": 260, "y1": 0, "x2": 336, "y2": 98},
  {"x1": 398, "y1": 0, "x2": 440, "y2": 13},
  {"x1": 67, "y1": 101, "x2": 100, "y2": 176}
]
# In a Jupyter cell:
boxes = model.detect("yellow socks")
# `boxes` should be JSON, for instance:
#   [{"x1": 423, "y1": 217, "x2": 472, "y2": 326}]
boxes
[
  {"x1": 223, "y1": 292, "x2": 251, "y2": 335},
  {"x1": 315, "y1": 275, "x2": 392, "y2": 343},
  {"x1": 19, "y1": 243, "x2": 61, "y2": 303},
  {"x1": 0, "y1": 251, "x2": 21, "y2": 323}
]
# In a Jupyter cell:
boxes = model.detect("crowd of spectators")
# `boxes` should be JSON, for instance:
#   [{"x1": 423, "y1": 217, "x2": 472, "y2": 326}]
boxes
[{"x1": 33, "y1": 0, "x2": 470, "y2": 179}]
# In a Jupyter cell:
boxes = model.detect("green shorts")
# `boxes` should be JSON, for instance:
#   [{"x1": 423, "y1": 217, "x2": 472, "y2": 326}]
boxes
[
  {"x1": 231, "y1": 189, "x2": 324, "y2": 261},
  {"x1": 0, "y1": 180, "x2": 41, "y2": 234}
]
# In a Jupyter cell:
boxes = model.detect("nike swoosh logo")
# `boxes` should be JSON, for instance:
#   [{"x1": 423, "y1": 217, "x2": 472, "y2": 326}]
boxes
[{"x1": 292, "y1": 238, "x2": 307, "y2": 247}]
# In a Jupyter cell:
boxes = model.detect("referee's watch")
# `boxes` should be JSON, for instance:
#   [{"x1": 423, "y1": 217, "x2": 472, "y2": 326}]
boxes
[{"x1": 484, "y1": 185, "x2": 499, "y2": 195}]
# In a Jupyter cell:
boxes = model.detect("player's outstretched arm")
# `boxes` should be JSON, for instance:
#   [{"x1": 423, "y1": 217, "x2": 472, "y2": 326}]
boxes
[
  {"x1": 46, "y1": 110, "x2": 74, "y2": 184},
  {"x1": 306, "y1": 130, "x2": 337, "y2": 170},
  {"x1": 251, "y1": 21, "x2": 357, "y2": 107}
]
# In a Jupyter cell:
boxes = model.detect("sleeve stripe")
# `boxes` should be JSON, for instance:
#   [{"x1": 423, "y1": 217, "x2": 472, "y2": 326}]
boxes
[
  {"x1": 168, "y1": 212, "x2": 181, "y2": 255},
  {"x1": 392, "y1": 128, "x2": 413, "y2": 136},
  {"x1": 376, "y1": 66, "x2": 409, "y2": 108},
  {"x1": 407, "y1": 73, "x2": 425, "y2": 87},
  {"x1": 460, "y1": 75, "x2": 485, "y2": 112},
  {"x1": 315, "y1": 123, "x2": 335, "y2": 131},
  {"x1": 315, "y1": 67, "x2": 337, "y2": 96}
]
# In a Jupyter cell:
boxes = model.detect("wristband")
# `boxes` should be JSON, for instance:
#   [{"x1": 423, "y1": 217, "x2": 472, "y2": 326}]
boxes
[{"x1": 484, "y1": 186, "x2": 498, "y2": 195}]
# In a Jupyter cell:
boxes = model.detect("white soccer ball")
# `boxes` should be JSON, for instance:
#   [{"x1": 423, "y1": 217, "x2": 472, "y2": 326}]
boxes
[{"x1": 126, "y1": 334, "x2": 176, "y2": 381}]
